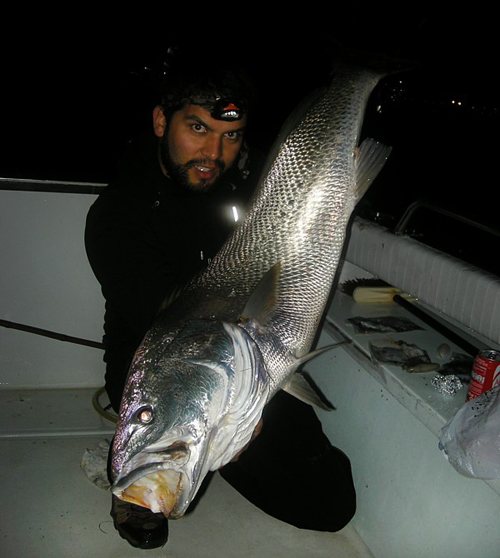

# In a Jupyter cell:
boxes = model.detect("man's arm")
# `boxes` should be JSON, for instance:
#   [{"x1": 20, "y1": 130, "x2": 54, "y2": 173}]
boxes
[{"x1": 85, "y1": 197, "x2": 193, "y2": 340}]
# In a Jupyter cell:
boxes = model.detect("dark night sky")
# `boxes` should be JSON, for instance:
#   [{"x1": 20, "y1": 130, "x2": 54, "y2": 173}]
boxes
[{"x1": 2, "y1": 14, "x2": 498, "y2": 235}]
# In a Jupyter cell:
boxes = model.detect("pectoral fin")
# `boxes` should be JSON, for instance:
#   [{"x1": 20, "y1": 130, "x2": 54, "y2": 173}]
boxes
[{"x1": 240, "y1": 263, "x2": 281, "y2": 326}]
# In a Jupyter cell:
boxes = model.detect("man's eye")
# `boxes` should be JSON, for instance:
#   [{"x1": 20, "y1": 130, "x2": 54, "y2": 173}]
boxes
[
  {"x1": 225, "y1": 131, "x2": 242, "y2": 141},
  {"x1": 191, "y1": 123, "x2": 206, "y2": 133}
]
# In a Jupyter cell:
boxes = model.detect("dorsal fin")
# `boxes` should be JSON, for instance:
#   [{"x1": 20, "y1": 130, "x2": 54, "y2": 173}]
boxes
[{"x1": 354, "y1": 137, "x2": 392, "y2": 201}]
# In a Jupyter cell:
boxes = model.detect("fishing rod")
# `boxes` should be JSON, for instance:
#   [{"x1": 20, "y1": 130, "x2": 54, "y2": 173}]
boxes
[{"x1": 0, "y1": 318, "x2": 104, "y2": 350}]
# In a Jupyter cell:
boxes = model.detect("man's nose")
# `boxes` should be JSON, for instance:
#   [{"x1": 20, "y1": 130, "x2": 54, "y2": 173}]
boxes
[{"x1": 201, "y1": 134, "x2": 222, "y2": 161}]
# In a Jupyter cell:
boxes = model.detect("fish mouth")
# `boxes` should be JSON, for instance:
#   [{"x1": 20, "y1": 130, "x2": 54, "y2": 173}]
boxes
[
  {"x1": 113, "y1": 463, "x2": 187, "y2": 518},
  {"x1": 112, "y1": 442, "x2": 193, "y2": 518}
]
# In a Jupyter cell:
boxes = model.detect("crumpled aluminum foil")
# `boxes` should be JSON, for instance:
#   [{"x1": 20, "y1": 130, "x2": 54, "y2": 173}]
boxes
[{"x1": 431, "y1": 373, "x2": 463, "y2": 396}]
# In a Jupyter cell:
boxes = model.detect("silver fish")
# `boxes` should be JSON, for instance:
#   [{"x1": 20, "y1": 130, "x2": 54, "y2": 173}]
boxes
[{"x1": 110, "y1": 60, "x2": 392, "y2": 518}]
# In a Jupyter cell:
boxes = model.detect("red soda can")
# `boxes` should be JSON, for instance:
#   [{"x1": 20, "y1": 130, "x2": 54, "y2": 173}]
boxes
[{"x1": 467, "y1": 349, "x2": 500, "y2": 401}]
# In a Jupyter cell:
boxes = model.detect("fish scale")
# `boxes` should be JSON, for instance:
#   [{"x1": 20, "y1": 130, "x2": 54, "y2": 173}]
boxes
[{"x1": 191, "y1": 66, "x2": 383, "y2": 390}]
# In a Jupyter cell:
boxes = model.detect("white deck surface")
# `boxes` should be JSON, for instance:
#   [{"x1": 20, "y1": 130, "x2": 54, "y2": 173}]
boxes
[{"x1": 0, "y1": 391, "x2": 373, "y2": 558}]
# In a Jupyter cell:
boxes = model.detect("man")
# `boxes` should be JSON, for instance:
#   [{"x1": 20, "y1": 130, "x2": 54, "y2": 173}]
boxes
[
  {"x1": 86, "y1": 52, "x2": 259, "y2": 412},
  {"x1": 85, "y1": 49, "x2": 355, "y2": 550}
]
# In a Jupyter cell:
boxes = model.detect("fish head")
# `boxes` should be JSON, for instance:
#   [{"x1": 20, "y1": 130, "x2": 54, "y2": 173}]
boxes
[{"x1": 110, "y1": 319, "x2": 269, "y2": 518}]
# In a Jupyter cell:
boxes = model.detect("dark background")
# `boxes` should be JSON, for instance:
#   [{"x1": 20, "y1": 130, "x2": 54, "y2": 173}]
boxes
[{"x1": 2, "y1": 13, "x2": 498, "y2": 272}]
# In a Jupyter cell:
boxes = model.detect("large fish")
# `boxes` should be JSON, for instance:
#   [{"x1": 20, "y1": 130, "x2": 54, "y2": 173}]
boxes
[{"x1": 110, "y1": 58, "x2": 393, "y2": 518}]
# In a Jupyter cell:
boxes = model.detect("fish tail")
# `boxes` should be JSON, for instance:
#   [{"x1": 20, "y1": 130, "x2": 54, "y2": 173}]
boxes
[{"x1": 326, "y1": 39, "x2": 417, "y2": 78}]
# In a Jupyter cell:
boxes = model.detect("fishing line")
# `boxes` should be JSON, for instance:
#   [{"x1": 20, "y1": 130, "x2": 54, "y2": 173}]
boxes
[
  {"x1": 0, "y1": 319, "x2": 118, "y2": 423},
  {"x1": 0, "y1": 318, "x2": 104, "y2": 349}
]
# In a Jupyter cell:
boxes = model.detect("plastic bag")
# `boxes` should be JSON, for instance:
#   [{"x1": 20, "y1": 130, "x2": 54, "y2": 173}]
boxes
[{"x1": 439, "y1": 385, "x2": 500, "y2": 479}]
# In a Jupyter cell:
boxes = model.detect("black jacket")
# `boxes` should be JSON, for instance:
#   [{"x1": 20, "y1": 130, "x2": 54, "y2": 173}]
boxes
[{"x1": 85, "y1": 130, "x2": 263, "y2": 410}]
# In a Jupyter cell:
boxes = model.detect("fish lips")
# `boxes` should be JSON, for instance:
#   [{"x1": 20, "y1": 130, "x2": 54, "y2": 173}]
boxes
[
  {"x1": 111, "y1": 439, "x2": 210, "y2": 519},
  {"x1": 112, "y1": 460, "x2": 189, "y2": 518}
]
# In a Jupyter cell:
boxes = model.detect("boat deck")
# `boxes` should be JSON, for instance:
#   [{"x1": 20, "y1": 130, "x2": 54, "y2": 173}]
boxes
[{"x1": 0, "y1": 387, "x2": 373, "y2": 558}]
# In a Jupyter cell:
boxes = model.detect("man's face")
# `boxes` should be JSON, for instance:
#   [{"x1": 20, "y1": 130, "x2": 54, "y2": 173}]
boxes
[{"x1": 154, "y1": 104, "x2": 247, "y2": 192}]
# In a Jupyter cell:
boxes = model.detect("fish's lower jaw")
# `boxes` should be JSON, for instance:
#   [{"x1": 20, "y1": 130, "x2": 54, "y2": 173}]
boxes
[{"x1": 113, "y1": 469, "x2": 186, "y2": 518}]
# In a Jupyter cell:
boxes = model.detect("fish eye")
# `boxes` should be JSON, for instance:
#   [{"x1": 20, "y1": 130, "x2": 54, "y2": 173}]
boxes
[{"x1": 136, "y1": 406, "x2": 154, "y2": 425}]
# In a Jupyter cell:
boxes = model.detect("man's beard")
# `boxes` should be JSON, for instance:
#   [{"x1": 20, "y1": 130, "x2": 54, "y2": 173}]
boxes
[{"x1": 159, "y1": 136, "x2": 226, "y2": 193}]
